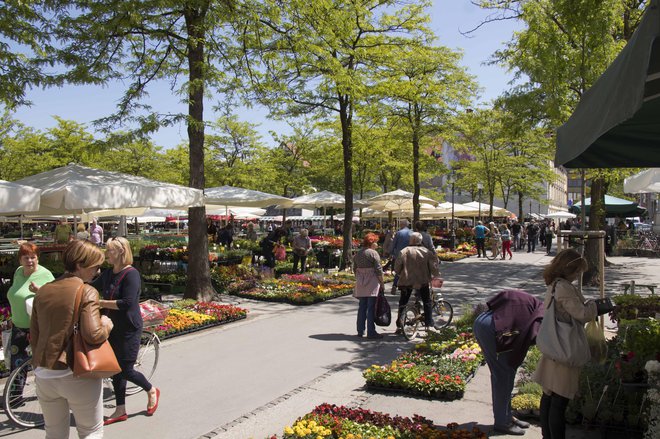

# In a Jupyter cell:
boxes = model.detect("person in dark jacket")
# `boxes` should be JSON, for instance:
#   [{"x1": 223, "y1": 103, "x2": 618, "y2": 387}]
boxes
[
  {"x1": 259, "y1": 228, "x2": 286, "y2": 269},
  {"x1": 473, "y1": 289, "x2": 545, "y2": 436},
  {"x1": 96, "y1": 237, "x2": 159, "y2": 425}
]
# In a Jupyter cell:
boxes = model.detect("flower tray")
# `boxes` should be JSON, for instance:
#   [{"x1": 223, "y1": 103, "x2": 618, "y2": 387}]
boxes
[
  {"x1": 365, "y1": 383, "x2": 465, "y2": 401},
  {"x1": 157, "y1": 315, "x2": 247, "y2": 340}
]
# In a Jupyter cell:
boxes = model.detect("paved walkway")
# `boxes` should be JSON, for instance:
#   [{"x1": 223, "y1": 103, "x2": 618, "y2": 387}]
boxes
[{"x1": 1, "y1": 248, "x2": 657, "y2": 439}]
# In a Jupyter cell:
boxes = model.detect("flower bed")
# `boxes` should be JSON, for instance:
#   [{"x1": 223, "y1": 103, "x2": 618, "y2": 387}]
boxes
[
  {"x1": 272, "y1": 403, "x2": 487, "y2": 439},
  {"x1": 228, "y1": 273, "x2": 354, "y2": 305},
  {"x1": 436, "y1": 252, "x2": 468, "y2": 262},
  {"x1": 363, "y1": 330, "x2": 483, "y2": 400},
  {"x1": 151, "y1": 299, "x2": 247, "y2": 339}
]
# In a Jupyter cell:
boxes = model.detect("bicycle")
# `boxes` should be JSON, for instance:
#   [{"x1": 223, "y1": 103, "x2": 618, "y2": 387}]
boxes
[
  {"x1": 485, "y1": 237, "x2": 502, "y2": 260},
  {"x1": 3, "y1": 329, "x2": 160, "y2": 428},
  {"x1": 399, "y1": 279, "x2": 453, "y2": 341}
]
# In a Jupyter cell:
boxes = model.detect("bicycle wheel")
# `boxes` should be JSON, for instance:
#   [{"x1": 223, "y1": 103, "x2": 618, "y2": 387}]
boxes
[
  {"x1": 125, "y1": 330, "x2": 160, "y2": 396},
  {"x1": 400, "y1": 304, "x2": 420, "y2": 341},
  {"x1": 485, "y1": 244, "x2": 499, "y2": 260},
  {"x1": 3, "y1": 359, "x2": 44, "y2": 428},
  {"x1": 432, "y1": 300, "x2": 454, "y2": 329}
]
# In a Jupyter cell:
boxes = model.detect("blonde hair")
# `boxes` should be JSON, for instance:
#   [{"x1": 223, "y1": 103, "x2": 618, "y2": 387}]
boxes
[
  {"x1": 63, "y1": 240, "x2": 105, "y2": 272},
  {"x1": 542, "y1": 248, "x2": 588, "y2": 286},
  {"x1": 77, "y1": 223, "x2": 86, "y2": 232},
  {"x1": 105, "y1": 236, "x2": 134, "y2": 266}
]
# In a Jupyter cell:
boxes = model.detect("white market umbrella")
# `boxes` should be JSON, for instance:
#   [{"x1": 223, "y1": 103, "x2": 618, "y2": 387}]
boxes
[
  {"x1": 205, "y1": 186, "x2": 293, "y2": 208},
  {"x1": 289, "y1": 190, "x2": 367, "y2": 209},
  {"x1": 419, "y1": 202, "x2": 479, "y2": 219},
  {"x1": 624, "y1": 168, "x2": 660, "y2": 193},
  {"x1": 544, "y1": 211, "x2": 577, "y2": 220},
  {"x1": 14, "y1": 164, "x2": 204, "y2": 216},
  {"x1": 366, "y1": 189, "x2": 439, "y2": 212},
  {"x1": 207, "y1": 206, "x2": 266, "y2": 219},
  {"x1": 463, "y1": 201, "x2": 514, "y2": 218},
  {"x1": 0, "y1": 180, "x2": 42, "y2": 214}
]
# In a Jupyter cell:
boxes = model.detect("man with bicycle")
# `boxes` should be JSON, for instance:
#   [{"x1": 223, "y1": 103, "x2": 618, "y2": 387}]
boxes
[{"x1": 394, "y1": 232, "x2": 440, "y2": 334}]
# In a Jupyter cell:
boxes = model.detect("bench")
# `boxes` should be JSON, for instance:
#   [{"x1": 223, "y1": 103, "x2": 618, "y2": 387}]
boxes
[{"x1": 620, "y1": 281, "x2": 657, "y2": 295}]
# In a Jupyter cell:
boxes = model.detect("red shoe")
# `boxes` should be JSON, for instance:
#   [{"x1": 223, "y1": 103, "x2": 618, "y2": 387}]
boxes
[
  {"x1": 146, "y1": 388, "x2": 160, "y2": 416},
  {"x1": 103, "y1": 414, "x2": 128, "y2": 425}
]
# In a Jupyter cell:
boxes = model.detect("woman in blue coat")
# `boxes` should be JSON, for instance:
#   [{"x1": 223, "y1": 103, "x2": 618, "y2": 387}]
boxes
[{"x1": 95, "y1": 237, "x2": 160, "y2": 425}]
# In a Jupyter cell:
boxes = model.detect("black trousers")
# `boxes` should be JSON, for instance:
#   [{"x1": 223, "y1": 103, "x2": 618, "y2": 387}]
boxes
[
  {"x1": 396, "y1": 285, "x2": 433, "y2": 327},
  {"x1": 540, "y1": 392, "x2": 569, "y2": 439},
  {"x1": 112, "y1": 359, "x2": 153, "y2": 405}
]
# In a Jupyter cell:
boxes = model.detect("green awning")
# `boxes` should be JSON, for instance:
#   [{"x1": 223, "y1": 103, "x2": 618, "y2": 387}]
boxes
[{"x1": 570, "y1": 195, "x2": 646, "y2": 217}]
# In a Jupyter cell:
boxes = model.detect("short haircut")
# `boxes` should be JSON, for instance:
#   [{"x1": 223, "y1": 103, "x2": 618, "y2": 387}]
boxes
[
  {"x1": 18, "y1": 242, "x2": 39, "y2": 259},
  {"x1": 105, "y1": 236, "x2": 134, "y2": 266},
  {"x1": 300, "y1": 228, "x2": 309, "y2": 237},
  {"x1": 362, "y1": 232, "x2": 379, "y2": 248},
  {"x1": 63, "y1": 240, "x2": 105, "y2": 272},
  {"x1": 77, "y1": 223, "x2": 86, "y2": 232},
  {"x1": 542, "y1": 248, "x2": 588, "y2": 286},
  {"x1": 400, "y1": 219, "x2": 409, "y2": 228},
  {"x1": 409, "y1": 232, "x2": 423, "y2": 246}
]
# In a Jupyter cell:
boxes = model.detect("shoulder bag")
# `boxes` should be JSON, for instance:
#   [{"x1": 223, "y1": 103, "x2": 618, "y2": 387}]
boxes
[
  {"x1": 374, "y1": 289, "x2": 391, "y2": 327},
  {"x1": 536, "y1": 281, "x2": 591, "y2": 367},
  {"x1": 71, "y1": 284, "x2": 121, "y2": 378}
]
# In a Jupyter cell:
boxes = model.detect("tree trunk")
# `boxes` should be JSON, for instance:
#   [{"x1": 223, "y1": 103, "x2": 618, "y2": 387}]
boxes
[
  {"x1": 583, "y1": 177, "x2": 606, "y2": 286},
  {"x1": 339, "y1": 95, "x2": 353, "y2": 271},
  {"x1": 184, "y1": 8, "x2": 215, "y2": 301},
  {"x1": 517, "y1": 190, "x2": 524, "y2": 220},
  {"x1": 412, "y1": 121, "x2": 420, "y2": 224}
]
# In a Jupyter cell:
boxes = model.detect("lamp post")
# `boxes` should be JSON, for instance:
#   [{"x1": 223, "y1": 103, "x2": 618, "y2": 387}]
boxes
[
  {"x1": 449, "y1": 173, "x2": 456, "y2": 250},
  {"x1": 477, "y1": 183, "x2": 483, "y2": 224}
]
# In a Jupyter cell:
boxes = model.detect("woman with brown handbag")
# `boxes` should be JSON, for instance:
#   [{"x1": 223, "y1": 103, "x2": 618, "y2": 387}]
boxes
[{"x1": 30, "y1": 240, "x2": 112, "y2": 438}]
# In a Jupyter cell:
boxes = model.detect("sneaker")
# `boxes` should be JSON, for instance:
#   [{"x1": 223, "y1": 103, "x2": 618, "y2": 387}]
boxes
[{"x1": 367, "y1": 333, "x2": 384, "y2": 339}]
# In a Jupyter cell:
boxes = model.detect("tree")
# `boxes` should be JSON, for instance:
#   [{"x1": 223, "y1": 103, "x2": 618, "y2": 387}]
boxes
[
  {"x1": 479, "y1": 0, "x2": 648, "y2": 284},
  {"x1": 205, "y1": 108, "x2": 266, "y2": 188},
  {"x1": 45, "y1": 0, "x2": 240, "y2": 300},
  {"x1": 238, "y1": 0, "x2": 432, "y2": 268},
  {"x1": 450, "y1": 108, "x2": 511, "y2": 221},
  {"x1": 372, "y1": 44, "x2": 476, "y2": 222}
]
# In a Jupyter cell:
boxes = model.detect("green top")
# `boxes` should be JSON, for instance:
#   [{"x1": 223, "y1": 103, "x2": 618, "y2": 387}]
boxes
[
  {"x1": 8, "y1": 265, "x2": 55, "y2": 329},
  {"x1": 54, "y1": 224, "x2": 72, "y2": 243}
]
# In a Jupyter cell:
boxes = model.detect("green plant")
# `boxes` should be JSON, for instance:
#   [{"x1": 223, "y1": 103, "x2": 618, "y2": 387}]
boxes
[
  {"x1": 517, "y1": 381, "x2": 543, "y2": 396},
  {"x1": 518, "y1": 346, "x2": 542, "y2": 384},
  {"x1": 453, "y1": 303, "x2": 487, "y2": 332},
  {"x1": 611, "y1": 295, "x2": 660, "y2": 322}
]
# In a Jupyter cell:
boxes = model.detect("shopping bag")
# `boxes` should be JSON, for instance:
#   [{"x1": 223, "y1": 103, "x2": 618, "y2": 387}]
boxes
[
  {"x1": 585, "y1": 319, "x2": 608, "y2": 364},
  {"x1": 374, "y1": 290, "x2": 391, "y2": 327}
]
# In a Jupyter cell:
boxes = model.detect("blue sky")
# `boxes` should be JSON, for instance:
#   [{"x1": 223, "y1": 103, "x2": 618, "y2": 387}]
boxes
[{"x1": 12, "y1": 1, "x2": 521, "y2": 150}]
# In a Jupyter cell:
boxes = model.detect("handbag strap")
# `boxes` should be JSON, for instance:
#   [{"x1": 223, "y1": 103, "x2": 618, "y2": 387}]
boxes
[
  {"x1": 107, "y1": 267, "x2": 135, "y2": 300},
  {"x1": 71, "y1": 283, "x2": 85, "y2": 334}
]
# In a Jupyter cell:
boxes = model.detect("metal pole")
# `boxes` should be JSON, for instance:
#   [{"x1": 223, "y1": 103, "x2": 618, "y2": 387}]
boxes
[{"x1": 450, "y1": 181, "x2": 456, "y2": 250}]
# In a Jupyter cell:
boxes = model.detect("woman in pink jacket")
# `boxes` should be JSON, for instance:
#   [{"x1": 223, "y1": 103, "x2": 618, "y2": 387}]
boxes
[{"x1": 352, "y1": 233, "x2": 385, "y2": 339}]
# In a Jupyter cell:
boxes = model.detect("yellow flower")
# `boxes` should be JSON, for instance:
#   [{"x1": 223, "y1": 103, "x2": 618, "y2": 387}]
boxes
[{"x1": 284, "y1": 426, "x2": 294, "y2": 435}]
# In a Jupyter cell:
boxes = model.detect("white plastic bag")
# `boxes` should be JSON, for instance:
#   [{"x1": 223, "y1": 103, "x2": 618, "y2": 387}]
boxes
[{"x1": 2, "y1": 329, "x2": 11, "y2": 369}]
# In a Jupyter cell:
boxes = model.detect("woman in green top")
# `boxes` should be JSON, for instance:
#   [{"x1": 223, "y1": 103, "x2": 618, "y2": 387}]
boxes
[{"x1": 7, "y1": 243, "x2": 55, "y2": 375}]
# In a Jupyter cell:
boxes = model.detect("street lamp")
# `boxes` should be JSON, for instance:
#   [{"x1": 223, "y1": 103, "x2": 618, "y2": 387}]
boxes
[
  {"x1": 449, "y1": 173, "x2": 456, "y2": 250},
  {"x1": 477, "y1": 183, "x2": 483, "y2": 223}
]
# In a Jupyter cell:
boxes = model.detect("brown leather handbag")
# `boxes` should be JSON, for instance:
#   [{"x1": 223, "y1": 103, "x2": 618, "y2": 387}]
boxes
[{"x1": 71, "y1": 284, "x2": 121, "y2": 379}]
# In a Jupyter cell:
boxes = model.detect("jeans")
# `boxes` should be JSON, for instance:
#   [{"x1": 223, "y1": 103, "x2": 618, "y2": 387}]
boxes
[
  {"x1": 545, "y1": 235, "x2": 553, "y2": 254},
  {"x1": 357, "y1": 297, "x2": 377, "y2": 336},
  {"x1": 475, "y1": 237, "x2": 486, "y2": 257},
  {"x1": 528, "y1": 236, "x2": 537, "y2": 252},
  {"x1": 540, "y1": 392, "x2": 569, "y2": 439},
  {"x1": 513, "y1": 234, "x2": 520, "y2": 250},
  {"x1": 397, "y1": 285, "x2": 433, "y2": 327},
  {"x1": 473, "y1": 311, "x2": 517, "y2": 427}
]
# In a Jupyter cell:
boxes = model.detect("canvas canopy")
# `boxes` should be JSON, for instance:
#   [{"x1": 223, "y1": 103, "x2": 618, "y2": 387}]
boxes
[
  {"x1": 288, "y1": 190, "x2": 367, "y2": 209},
  {"x1": 624, "y1": 168, "x2": 660, "y2": 193},
  {"x1": 463, "y1": 201, "x2": 514, "y2": 217},
  {"x1": 0, "y1": 180, "x2": 42, "y2": 214},
  {"x1": 14, "y1": 164, "x2": 204, "y2": 215},
  {"x1": 205, "y1": 186, "x2": 293, "y2": 208},
  {"x1": 570, "y1": 195, "x2": 646, "y2": 217},
  {"x1": 556, "y1": 0, "x2": 660, "y2": 168},
  {"x1": 366, "y1": 189, "x2": 439, "y2": 212}
]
